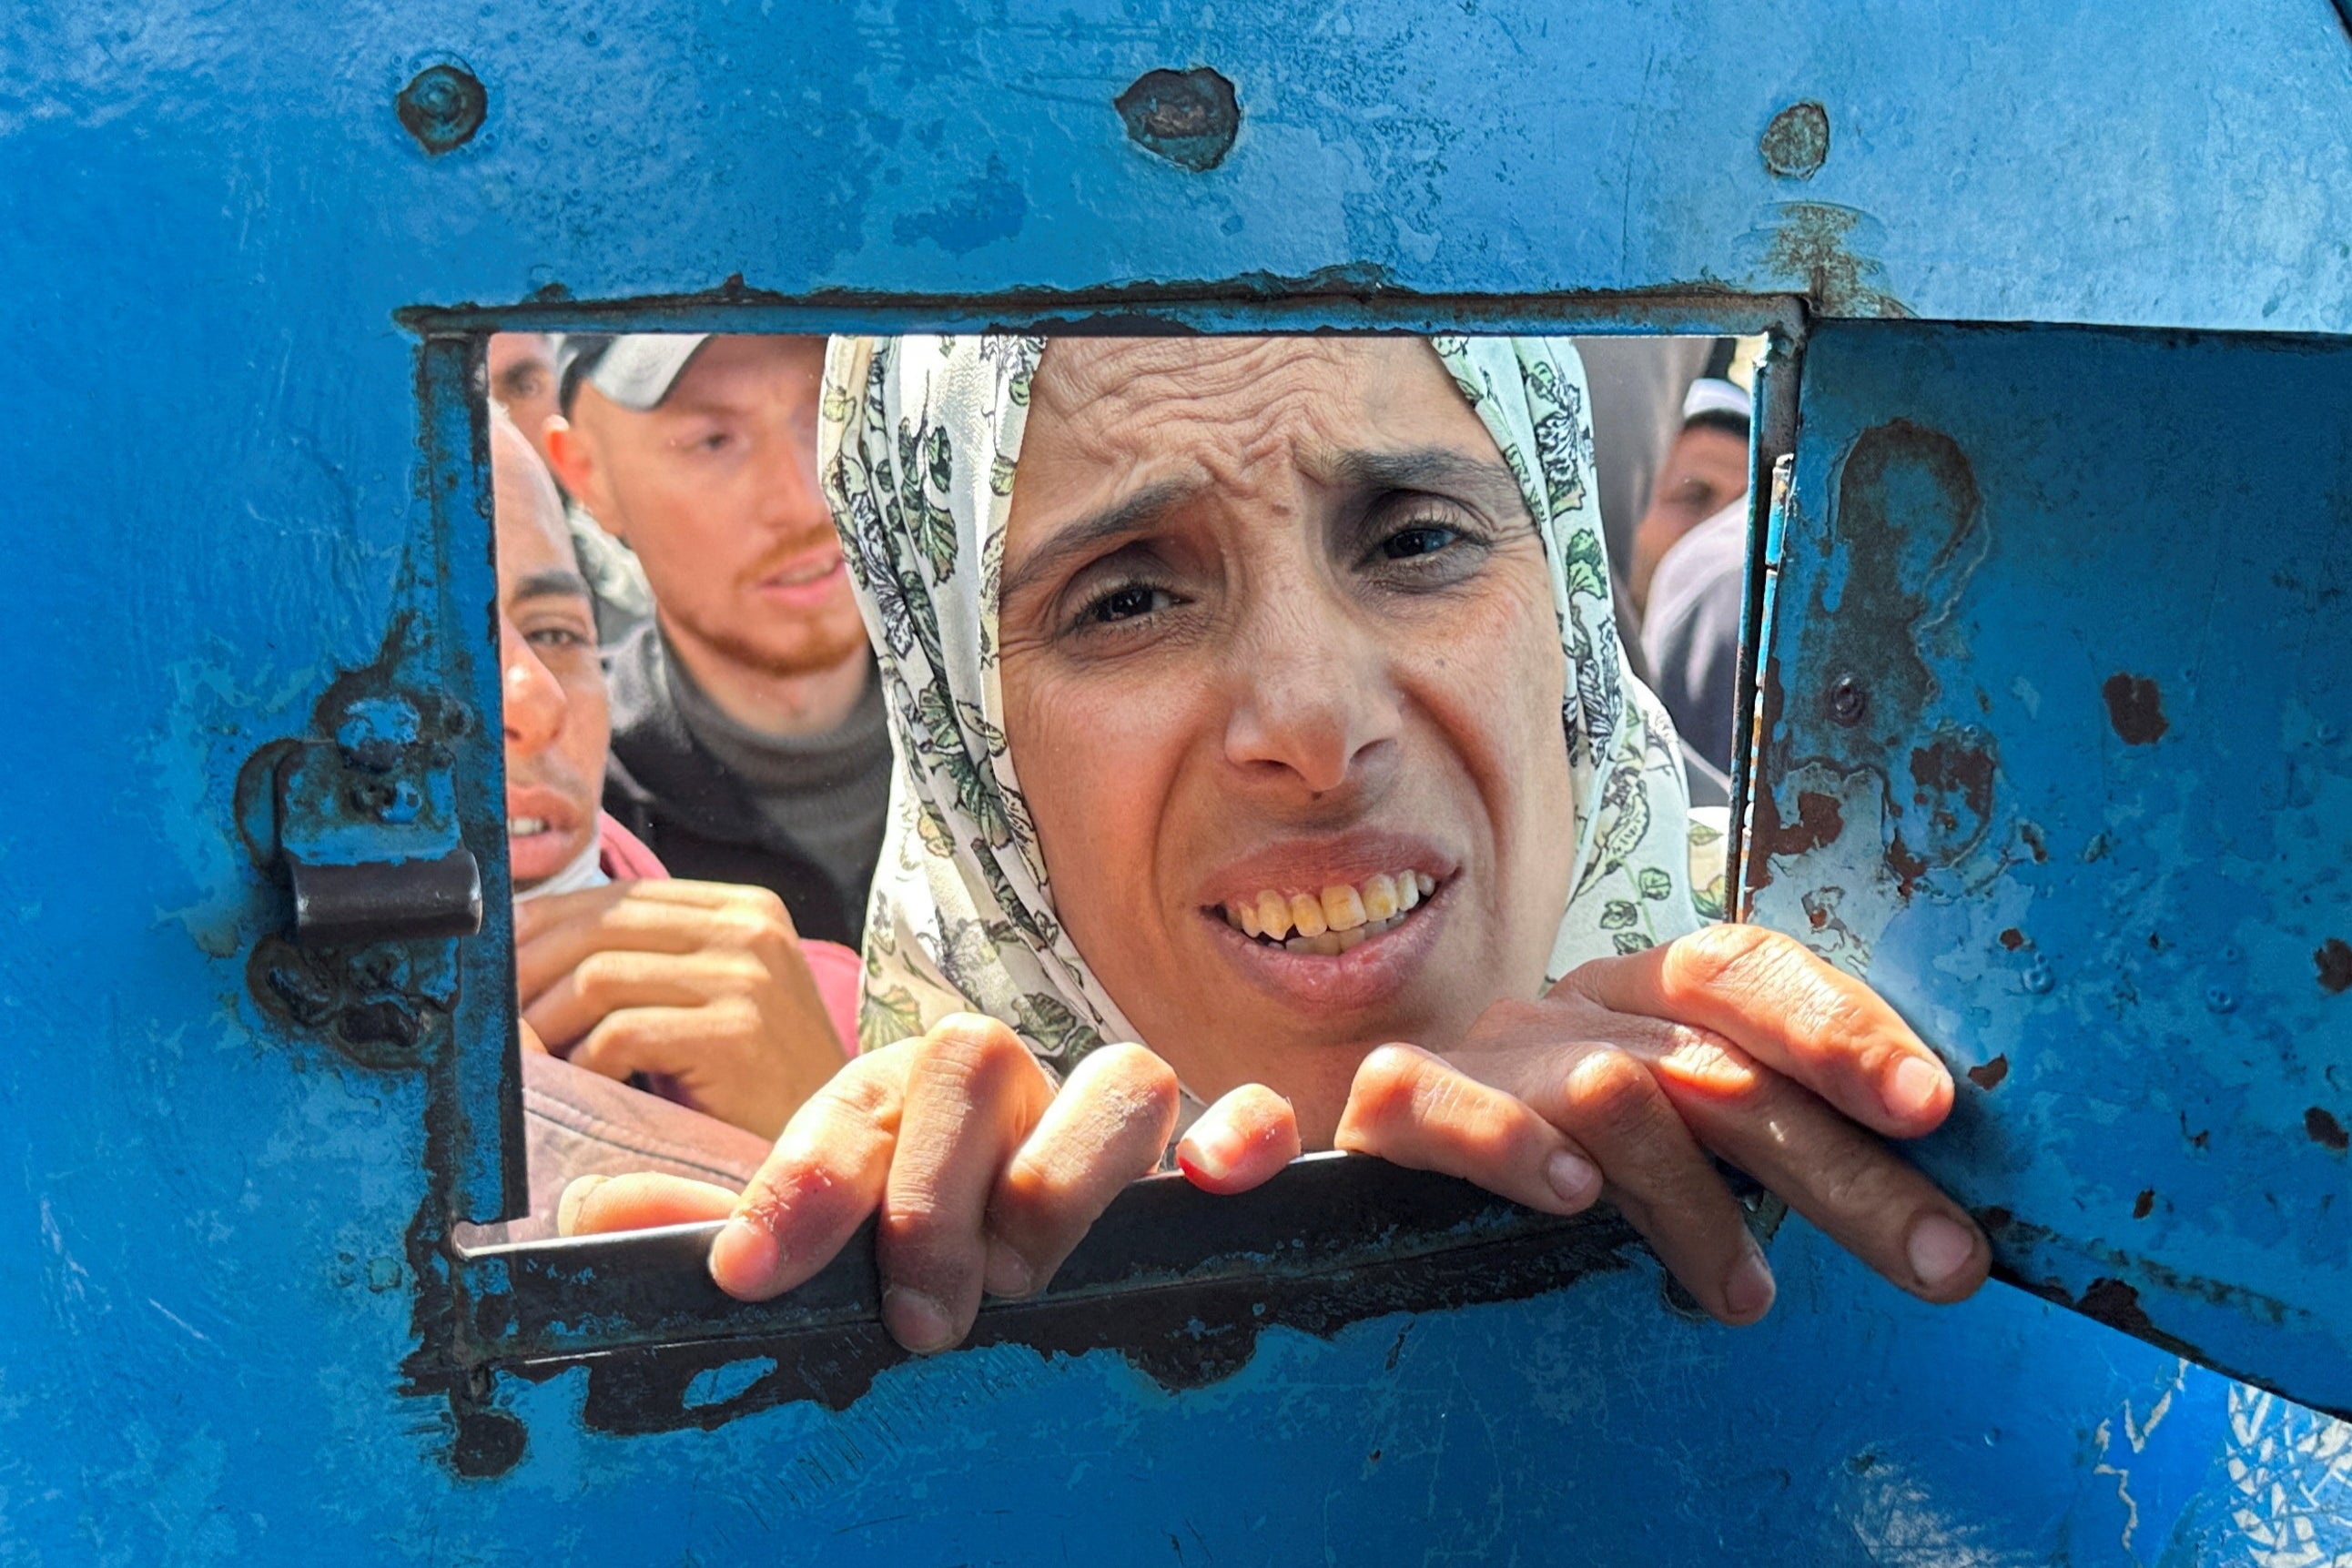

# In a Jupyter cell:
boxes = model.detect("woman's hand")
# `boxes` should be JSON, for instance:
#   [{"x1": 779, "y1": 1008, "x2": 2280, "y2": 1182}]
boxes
[
  {"x1": 565, "y1": 926, "x2": 1984, "y2": 1347},
  {"x1": 1327, "y1": 923, "x2": 1988, "y2": 1322},
  {"x1": 562, "y1": 1014, "x2": 1189, "y2": 1352}
]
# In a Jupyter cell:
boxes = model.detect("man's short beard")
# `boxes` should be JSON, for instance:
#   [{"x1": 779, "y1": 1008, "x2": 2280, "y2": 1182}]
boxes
[{"x1": 692, "y1": 616, "x2": 869, "y2": 683}]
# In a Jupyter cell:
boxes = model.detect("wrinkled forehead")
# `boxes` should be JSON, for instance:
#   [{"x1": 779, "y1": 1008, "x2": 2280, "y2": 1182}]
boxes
[
  {"x1": 1030, "y1": 335, "x2": 1459, "y2": 434},
  {"x1": 1015, "y1": 336, "x2": 1507, "y2": 512}
]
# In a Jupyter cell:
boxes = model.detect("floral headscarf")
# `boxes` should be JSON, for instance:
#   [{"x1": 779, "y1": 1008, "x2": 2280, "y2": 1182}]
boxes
[{"x1": 820, "y1": 334, "x2": 1716, "y2": 1071}]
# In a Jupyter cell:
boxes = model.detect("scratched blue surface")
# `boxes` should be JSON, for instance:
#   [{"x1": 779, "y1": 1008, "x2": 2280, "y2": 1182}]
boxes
[
  {"x1": 1749, "y1": 321, "x2": 2352, "y2": 1420},
  {"x1": 4, "y1": 0, "x2": 2351, "y2": 1560}
]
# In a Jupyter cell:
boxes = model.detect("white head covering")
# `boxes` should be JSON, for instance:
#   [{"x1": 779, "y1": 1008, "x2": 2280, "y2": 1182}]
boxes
[{"x1": 819, "y1": 334, "x2": 1713, "y2": 1071}]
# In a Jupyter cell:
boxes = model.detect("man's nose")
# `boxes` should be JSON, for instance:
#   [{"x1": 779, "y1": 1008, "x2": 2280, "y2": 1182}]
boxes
[
  {"x1": 500, "y1": 617, "x2": 567, "y2": 755},
  {"x1": 1220, "y1": 595, "x2": 1403, "y2": 798},
  {"x1": 755, "y1": 418, "x2": 831, "y2": 535}
]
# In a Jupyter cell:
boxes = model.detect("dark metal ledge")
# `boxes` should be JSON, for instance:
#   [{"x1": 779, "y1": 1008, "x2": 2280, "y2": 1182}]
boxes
[{"x1": 451, "y1": 1155, "x2": 1651, "y2": 1441}]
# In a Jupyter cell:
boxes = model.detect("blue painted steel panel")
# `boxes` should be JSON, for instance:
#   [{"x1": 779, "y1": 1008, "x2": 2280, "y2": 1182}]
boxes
[
  {"x1": 1, "y1": 0, "x2": 2347, "y2": 1560},
  {"x1": 1749, "y1": 320, "x2": 2352, "y2": 1419}
]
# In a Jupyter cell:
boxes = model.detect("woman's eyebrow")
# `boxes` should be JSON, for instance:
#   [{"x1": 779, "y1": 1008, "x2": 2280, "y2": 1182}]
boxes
[
  {"x1": 999, "y1": 479, "x2": 1191, "y2": 601},
  {"x1": 1322, "y1": 447, "x2": 1526, "y2": 512}
]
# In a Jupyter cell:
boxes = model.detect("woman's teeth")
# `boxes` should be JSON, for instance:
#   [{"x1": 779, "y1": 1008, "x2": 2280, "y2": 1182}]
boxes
[
  {"x1": 509, "y1": 816, "x2": 548, "y2": 836},
  {"x1": 1222, "y1": 871, "x2": 1436, "y2": 953}
]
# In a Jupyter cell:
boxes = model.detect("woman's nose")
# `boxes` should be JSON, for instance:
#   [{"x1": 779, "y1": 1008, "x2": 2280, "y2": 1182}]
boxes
[
  {"x1": 500, "y1": 618, "x2": 568, "y2": 754},
  {"x1": 1222, "y1": 605, "x2": 1403, "y2": 796}
]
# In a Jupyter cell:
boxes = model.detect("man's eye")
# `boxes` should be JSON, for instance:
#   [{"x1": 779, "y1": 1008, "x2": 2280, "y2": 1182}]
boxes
[
  {"x1": 1379, "y1": 521, "x2": 1462, "y2": 561},
  {"x1": 526, "y1": 627, "x2": 590, "y2": 651},
  {"x1": 1080, "y1": 583, "x2": 1171, "y2": 625}
]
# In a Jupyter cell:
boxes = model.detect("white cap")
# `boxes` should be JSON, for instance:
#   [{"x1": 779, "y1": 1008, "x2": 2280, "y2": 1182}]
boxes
[
  {"x1": 554, "y1": 333, "x2": 711, "y2": 412},
  {"x1": 1681, "y1": 377, "x2": 1752, "y2": 425}
]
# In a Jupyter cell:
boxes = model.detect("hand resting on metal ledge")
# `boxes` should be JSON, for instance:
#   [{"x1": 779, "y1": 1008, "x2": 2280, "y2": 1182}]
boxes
[{"x1": 559, "y1": 334, "x2": 1989, "y2": 1352}]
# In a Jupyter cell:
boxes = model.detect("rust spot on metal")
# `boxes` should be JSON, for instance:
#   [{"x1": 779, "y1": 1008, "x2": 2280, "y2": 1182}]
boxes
[
  {"x1": 2317, "y1": 936, "x2": 2352, "y2": 995},
  {"x1": 2101, "y1": 673, "x2": 2169, "y2": 744},
  {"x1": 2075, "y1": 1279, "x2": 2173, "y2": 1343},
  {"x1": 1740, "y1": 657, "x2": 1790, "y2": 899},
  {"x1": 1883, "y1": 836, "x2": 1929, "y2": 898},
  {"x1": 451, "y1": 1410, "x2": 527, "y2": 1479},
  {"x1": 1966, "y1": 1055, "x2": 2009, "y2": 1090},
  {"x1": 2133, "y1": 1189, "x2": 2154, "y2": 1219},
  {"x1": 1973, "y1": 1209, "x2": 2352, "y2": 1420},
  {"x1": 1751, "y1": 418, "x2": 1984, "y2": 904},
  {"x1": 1761, "y1": 204, "x2": 1912, "y2": 318},
  {"x1": 1910, "y1": 733, "x2": 1994, "y2": 846},
  {"x1": 1998, "y1": 928, "x2": 2026, "y2": 951},
  {"x1": 2306, "y1": 1107, "x2": 2349, "y2": 1152},
  {"x1": 1760, "y1": 101, "x2": 1830, "y2": 179},
  {"x1": 1114, "y1": 67, "x2": 1241, "y2": 172},
  {"x1": 1749, "y1": 788, "x2": 1845, "y2": 861}
]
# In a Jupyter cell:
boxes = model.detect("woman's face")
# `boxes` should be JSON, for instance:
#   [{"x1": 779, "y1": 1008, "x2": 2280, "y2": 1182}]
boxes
[{"x1": 998, "y1": 338, "x2": 1579, "y2": 1143}]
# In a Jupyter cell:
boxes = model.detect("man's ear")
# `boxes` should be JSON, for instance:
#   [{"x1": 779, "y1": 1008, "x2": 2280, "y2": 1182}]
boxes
[{"x1": 542, "y1": 417, "x2": 623, "y2": 541}]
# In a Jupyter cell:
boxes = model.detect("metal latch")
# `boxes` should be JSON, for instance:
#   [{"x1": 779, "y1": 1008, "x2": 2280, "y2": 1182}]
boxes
[
  {"x1": 237, "y1": 674, "x2": 482, "y2": 1065},
  {"x1": 271, "y1": 693, "x2": 482, "y2": 946}
]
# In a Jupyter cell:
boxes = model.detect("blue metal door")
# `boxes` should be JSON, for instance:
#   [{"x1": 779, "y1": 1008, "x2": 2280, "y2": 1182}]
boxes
[{"x1": 2, "y1": 3, "x2": 2347, "y2": 1562}]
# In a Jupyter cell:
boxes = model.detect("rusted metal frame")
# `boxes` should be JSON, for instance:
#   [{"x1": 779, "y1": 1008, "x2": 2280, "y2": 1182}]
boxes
[
  {"x1": 401, "y1": 290, "x2": 1803, "y2": 1448},
  {"x1": 416, "y1": 329, "x2": 530, "y2": 1224},
  {"x1": 1725, "y1": 316, "x2": 1809, "y2": 911},
  {"x1": 460, "y1": 1154, "x2": 1640, "y2": 1363},
  {"x1": 397, "y1": 287, "x2": 1809, "y2": 344},
  {"x1": 446, "y1": 1157, "x2": 1653, "y2": 1444},
  {"x1": 387, "y1": 331, "x2": 537, "y2": 1477}
]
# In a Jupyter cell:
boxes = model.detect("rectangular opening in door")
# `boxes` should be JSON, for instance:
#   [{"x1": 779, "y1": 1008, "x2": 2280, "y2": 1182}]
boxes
[{"x1": 410, "y1": 308, "x2": 1805, "y2": 1422}]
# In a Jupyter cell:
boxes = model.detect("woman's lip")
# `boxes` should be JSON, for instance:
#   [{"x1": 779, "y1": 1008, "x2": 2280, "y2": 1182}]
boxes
[
  {"x1": 1194, "y1": 830, "x2": 1457, "y2": 911},
  {"x1": 1201, "y1": 877, "x2": 1451, "y2": 1014}
]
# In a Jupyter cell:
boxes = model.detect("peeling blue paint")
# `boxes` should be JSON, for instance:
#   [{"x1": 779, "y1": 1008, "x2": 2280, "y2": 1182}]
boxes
[{"x1": 4, "y1": 0, "x2": 2349, "y2": 1561}]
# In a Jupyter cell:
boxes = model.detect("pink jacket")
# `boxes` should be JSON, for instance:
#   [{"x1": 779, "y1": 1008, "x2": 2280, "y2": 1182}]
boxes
[{"x1": 476, "y1": 816, "x2": 867, "y2": 1245}]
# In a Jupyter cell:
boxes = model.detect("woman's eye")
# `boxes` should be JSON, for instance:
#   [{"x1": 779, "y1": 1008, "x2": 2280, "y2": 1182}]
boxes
[
  {"x1": 1079, "y1": 583, "x2": 1171, "y2": 626},
  {"x1": 526, "y1": 626, "x2": 591, "y2": 652},
  {"x1": 1379, "y1": 521, "x2": 1462, "y2": 561}
]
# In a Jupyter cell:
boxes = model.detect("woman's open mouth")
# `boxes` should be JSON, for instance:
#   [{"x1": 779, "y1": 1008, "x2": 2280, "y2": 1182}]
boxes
[{"x1": 1215, "y1": 870, "x2": 1439, "y2": 956}]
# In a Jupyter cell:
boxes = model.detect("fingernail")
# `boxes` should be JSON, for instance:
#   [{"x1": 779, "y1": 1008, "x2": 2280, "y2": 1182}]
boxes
[
  {"x1": 1723, "y1": 1241, "x2": 1777, "y2": 1322},
  {"x1": 554, "y1": 1174, "x2": 608, "y2": 1237},
  {"x1": 1885, "y1": 1055, "x2": 1949, "y2": 1121},
  {"x1": 708, "y1": 1218, "x2": 782, "y2": 1297},
  {"x1": 884, "y1": 1287, "x2": 957, "y2": 1353},
  {"x1": 1178, "y1": 1120, "x2": 1246, "y2": 1184},
  {"x1": 1544, "y1": 1148, "x2": 1602, "y2": 1210},
  {"x1": 983, "y1": 1239, "x2": 1036, "y2": 1299},
  {"x1": 1906, "y1": 1212, "x2": 1979, "y2": 1290}
]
